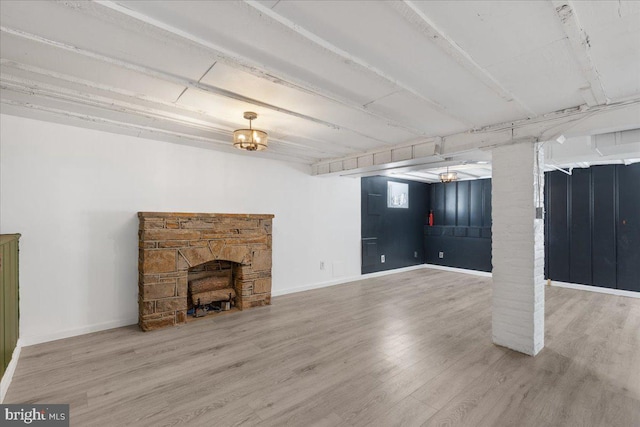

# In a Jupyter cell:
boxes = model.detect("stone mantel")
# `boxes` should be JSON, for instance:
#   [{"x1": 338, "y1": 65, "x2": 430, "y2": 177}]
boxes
[
  {"x1": 137, "y1": 212, "x2": 274, "y2": 331},
  {"x1": 139, "y1": 212, "x2": 274, "y2": 219}
]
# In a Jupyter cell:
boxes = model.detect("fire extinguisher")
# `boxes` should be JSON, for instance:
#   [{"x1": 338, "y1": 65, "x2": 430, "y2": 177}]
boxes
[{"x1": 428, "y1": 210, "x2": 434, "y2": 227}]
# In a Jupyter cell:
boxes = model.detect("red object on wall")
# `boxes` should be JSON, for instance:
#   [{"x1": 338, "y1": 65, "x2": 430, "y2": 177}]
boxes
[{"x1": 428, "y1": 210, "x2": 434, "y2": 226}]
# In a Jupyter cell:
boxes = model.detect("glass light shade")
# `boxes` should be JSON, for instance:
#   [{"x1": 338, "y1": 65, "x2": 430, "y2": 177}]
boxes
[
  {"x1": 439, "y1": 171, "x2": 458, "y2": 183},
  {"x1": 233, "y1": 128, "x2": 268, "y2": 151}
]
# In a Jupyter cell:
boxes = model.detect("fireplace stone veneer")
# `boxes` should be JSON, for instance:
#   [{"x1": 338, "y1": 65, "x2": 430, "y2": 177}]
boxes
[{"x1": 138, "y1": 212, "x2": 274, "y2": 331}]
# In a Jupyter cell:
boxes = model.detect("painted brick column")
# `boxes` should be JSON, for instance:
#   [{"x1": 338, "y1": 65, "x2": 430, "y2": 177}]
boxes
[{"x1": 491, "y1": 141, "x2": 545, "y2": 356}]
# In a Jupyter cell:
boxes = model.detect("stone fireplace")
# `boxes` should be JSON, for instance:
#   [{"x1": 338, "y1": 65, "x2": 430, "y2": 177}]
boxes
[{"x1": 138, "y1": 212, "x2": 274, "y2": 331}]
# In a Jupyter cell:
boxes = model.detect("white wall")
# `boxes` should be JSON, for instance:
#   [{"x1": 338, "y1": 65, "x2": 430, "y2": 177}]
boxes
[{"x1": 0, "y1": 114, "x2": 361, "y2": 345}]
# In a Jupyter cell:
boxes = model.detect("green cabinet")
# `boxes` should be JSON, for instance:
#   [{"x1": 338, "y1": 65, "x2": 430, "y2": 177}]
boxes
[{"x1": 1, "y1": 234, "x2": 20, "y2": 380}]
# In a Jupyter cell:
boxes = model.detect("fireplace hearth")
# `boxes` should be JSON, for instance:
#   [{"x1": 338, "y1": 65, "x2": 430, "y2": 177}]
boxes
[{"x1": 138, "y1": 212, "x2": 274, "y2": 331}]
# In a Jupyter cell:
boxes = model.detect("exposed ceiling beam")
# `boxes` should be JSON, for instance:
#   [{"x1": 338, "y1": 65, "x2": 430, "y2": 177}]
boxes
[
  {"x1": 0, "y1": 59, "x2": 360, "y2": 158},
  {"x1": 549, "y1": 164, "x2": 573, "y2": 175},
  {"x1": 313, "y1": 98, "x2": 640, "y2": 176},
  {"x1": 457, "y1": 170, "x2": 482, "y2": 179},
  {"x1": 95, "y1": 0, "x2": 434, "y2": 136},
  {"x1": 403, "y1": 171, "x2": 441, "y2": 179},
  {"x1": 387, "y1": 172, "x2": 435, "y2": 183},
  {"x1": 0, "y1": 58, "x2": 224, "y2": 126},
  {"x1": 0, "y1": 97, "x2": 317, "y2": 164},
  {"x1": 396, "y1": 0, "x2": 538, "y2": 119},
  {"x1": 316, "y1": 140, "x2": 441, "y2": 175},
  {"x1": 470, "y1": 95, "x2": 639, "y2": 135},
  {"x1": 0, "y1": 26, "x2": 395, "y2": 142},
  {"x1": 243, "y1": 0, "x2": 475, "y2": 129},
  {"x1": 0, "y1": 79, "x2": 341, "y2": 161},
  {"x1": 551, "y1": 0, "x2": 609, "y2": 106}
]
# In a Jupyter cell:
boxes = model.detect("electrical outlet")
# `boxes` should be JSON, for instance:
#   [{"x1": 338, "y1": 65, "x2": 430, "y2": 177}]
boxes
[
  {"x1": 381, "y1": 255, "x2": 385, "y2": 263},
  {"x1": 439, "y1": 251, "x2": 444, "y2": 259},
  {"x1": 414, "y1": 251, "x2": 418, "y2": 258},
  {"x1": 320, "y1": 261, "x2": 325, "y2": 270}
]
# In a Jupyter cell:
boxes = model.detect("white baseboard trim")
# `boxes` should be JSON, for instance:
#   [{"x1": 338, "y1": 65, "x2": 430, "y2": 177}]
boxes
[
  {"x1": 1, "y1": 339, "x2": 23, "y2": 403},
  {"x1": 20, "y1": 317, "x2": 138, "y2": 347},
  {"x1": 550, "y1": 281, "x2": 640, "y2": 298},
  {"x1": 272, "y1": 264, "x2": 431, "y2": 297},
  {"x1": 16, "y1": 266, "x2": 434, "y2": 345},
  {"x1": 272, "y1": 263, "x2": 492, "y2": 297},
  {"x1": 423, "y1": 264, "x2": 493, "y2": 277},
  {"x1": 21, "y1": 265, "x2": 494, "y2": 346}
]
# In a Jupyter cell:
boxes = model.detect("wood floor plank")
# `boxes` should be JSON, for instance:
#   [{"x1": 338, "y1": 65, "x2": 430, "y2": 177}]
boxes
[
  {"x1": 4, "y1": 269, "x2": 640, "y2": 427},
  {"x1": 410, "y1": 340, "x2": 508, "y2": 410},
  {"x1": 374, "y1": 396, "x2": 437, "y2": 427},
  {"x1": 421, "y1": 350, "x2": 534, "y2": 427},
  {"x1": 254, "y1": 374, "x2": 379, "y2": 427}
]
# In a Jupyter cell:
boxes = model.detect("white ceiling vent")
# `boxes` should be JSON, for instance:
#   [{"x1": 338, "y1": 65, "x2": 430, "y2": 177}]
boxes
[{"x1": 593, "y1": 129, "x2": 640, "y2": 157}]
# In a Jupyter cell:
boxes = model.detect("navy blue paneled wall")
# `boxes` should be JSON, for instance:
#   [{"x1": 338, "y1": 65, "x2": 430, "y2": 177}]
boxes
[
  {"x1": 361, "y1": 165, "x2": 639, "y2": 292},
  {"x1": 361, "y1": 176, "x2": 428, "y2": 274},
  {"x1": 424, "y1": 179, "x2": 492, "y2": 272},
  {"x1": 545, "y1": 163, "x2": 640, "y2": 292}
]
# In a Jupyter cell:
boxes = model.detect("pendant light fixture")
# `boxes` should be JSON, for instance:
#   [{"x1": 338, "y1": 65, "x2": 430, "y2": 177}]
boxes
[
  {"x1": 439, "y1": 166, "x2": 458, "y2": 183},
  {"x1": 233, "y1": 112, "x2": 268, "y2": 151}
]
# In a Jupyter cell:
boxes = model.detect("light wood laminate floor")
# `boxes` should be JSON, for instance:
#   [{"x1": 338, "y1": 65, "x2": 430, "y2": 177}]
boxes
[{"x1": 6, "y1": 269, "x2": 640, "y2": 426}]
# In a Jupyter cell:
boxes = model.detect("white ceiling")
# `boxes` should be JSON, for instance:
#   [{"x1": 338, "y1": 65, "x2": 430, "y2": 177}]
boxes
[{"x1": 1, "y1": 1, "x2": 639, "y2": 177}]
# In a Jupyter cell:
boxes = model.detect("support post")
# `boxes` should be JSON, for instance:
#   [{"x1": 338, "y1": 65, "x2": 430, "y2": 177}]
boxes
[{"x1": 491, "y1": 141, "x2": 545, "y2": 355}]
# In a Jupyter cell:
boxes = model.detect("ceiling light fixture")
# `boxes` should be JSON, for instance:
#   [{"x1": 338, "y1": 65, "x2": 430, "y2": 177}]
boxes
[
  {"x1": 439, "y1": 166, "x2": 458, "y2": 183},
  {"x1": 233, "y1": 112, "x2": 268, "y2": 151}
]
